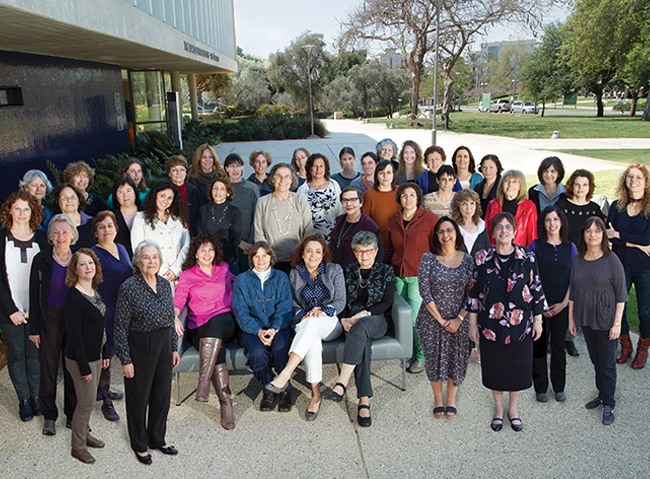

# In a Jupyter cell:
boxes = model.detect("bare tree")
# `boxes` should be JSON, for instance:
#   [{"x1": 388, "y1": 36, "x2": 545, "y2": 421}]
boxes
[{"x1": 340, "y1": 0, "x2": 562, "y2": 118}]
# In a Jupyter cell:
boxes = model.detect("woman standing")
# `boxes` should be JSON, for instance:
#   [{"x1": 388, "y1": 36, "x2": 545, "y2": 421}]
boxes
[
  {"x1": 331, "y1": 147, "x2": 361, "y2": 189},
  {"x1": 247, "y1": 150, "x2": 273, "y2": 197},
  {"x1": 188, "y1": 143, "x2": 226, "y2": 201},
  {"x1": 107, "y1": 158, "x2": 149, "y2": 208},
  {"x1": 606, "y1": 163, "x2": 650, "y2": 368},
  {"x1": 19, "y1": 169, "x2": 54, "y2": 230},
  {"x1": 174, "y1": 234, "x2": 236, "y2": 429},
  {"x1": 232, "y1": 242, "x2": 294, "y2": 413},
  {"x1": 484, "y1": 170, "x2": 538, "y2": 247},
  {"x1": 569, "y1": 217, "x2": 627, "y2": 425},
  {"x1": 450, "y1": 189, "x2": 490, "y2": 257},
  {"x1": 253, "y1": 163, "x2": 314, "y2": 273},
  {"x1": 115, "y1": 240, "x2": 179, "y2": 465},
  {"x1": 416, "y1": 218, "x2": 474, "y2": 418},
  {"x1": 52, "y1": 183, "x2": 94, "y2": 248},
  {"x1": 467, "y1": 212, "x2": 545, "y2": 432},
  {"x1": 416, "y1": 146, "x2": 446, "y2": 195},
  {"x1": 395, "y1": 140, "x2": 425, "y2": 185},
  {"x1": 296, "y1": 153, "x2": 343, "y2": 242},
  {"x1": 328, "y1": 187, "x2": 381, "y2": 266},
  {"x1": 451, "y1": 146, "x2": 483, "y2": 191},
  {"x1": 28, "y1": 215, "x2": 78, "y2": 436},
  {"x1": 385, "y1": 183, "x2": 439, "y2": 374},
  {"x1": 63, "y1": 161, "x2": 107, "y2": 217},
  {"x1": 197, "y1": 177, "x2": 242, "y2": 271},
  {"x1": 528, "y1": 157, "x2": 566, "y2": 214},
  {"x1": 326, "y1": 231, "x2": 394, "y2": 427},
  {"x1": 91, "y1": 211, "x2": 132, "y2": 421},
  {"x1": 362, "y1": 160, "x2": 401, "y2": 251},
  {"x1": 64, "y1": 249, "x2": 108, "y2": 464},
  {"x1": 166, "y1": 155, "x2": 203, "y2": 237},
  {"x1": 0, "y1": 192, "x2": 47, "y2": 421},
  {"x1": 423, "y1": 165, "x2": 457, "y2": 217},
  {"x1": 111, "y1": 177, "x2": 141, "y2": 258},
  {"x1": 473, "y1": 154, "x2": 503, "y2": 218},
  {"x1": 130, "y1": 181, "x2": 190, "y2": 284},
  {"x1": 350, "y1": 152, "x2": 379, "y2": 193},
  {"x1": 529, "y1": 206, "x2": 577, "y2": 403},
  {"x1": 557, "y1": 169, "x2": 604, "y2": 247},
  {"x1": 291, "y1": 147, "x2": 310, "y2": 188},
  {"x1": 376, "y1": 138, "x2": 398, "y2": 165},
  {"x1": 265, "y1": 236, "x2": 345, "y2": 421}
]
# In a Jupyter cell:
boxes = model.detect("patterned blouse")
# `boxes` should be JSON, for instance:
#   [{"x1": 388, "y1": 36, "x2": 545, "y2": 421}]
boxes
[
  {"x1": 296, "y1": 179, "x2": 343, "y2": 242},
  {"x1": 466, "y1": 245, "x2": 547, "y2": 344},
  {"x1": 294, "y1": 263, "x2": 336, "y2": 319}
]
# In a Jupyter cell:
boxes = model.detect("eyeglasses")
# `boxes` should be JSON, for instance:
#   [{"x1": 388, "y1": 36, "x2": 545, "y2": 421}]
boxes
[
  {"x1": 400, "y1": 193, "x2": 417, "y2": 199},
  {"x1": 354, "y1": 248, "x2": 377, "y2": 256},
  {"x1": 494, "y1": 224, "x2": 514, "y2": 231},
  {"x1": 342, "y1": 197, "x2": 360, "y2": 203}
]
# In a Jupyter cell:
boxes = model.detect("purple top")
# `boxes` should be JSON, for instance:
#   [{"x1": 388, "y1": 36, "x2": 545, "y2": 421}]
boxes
[{"x1": 47, "y1": 260, "x2": 69, "y2": 308}]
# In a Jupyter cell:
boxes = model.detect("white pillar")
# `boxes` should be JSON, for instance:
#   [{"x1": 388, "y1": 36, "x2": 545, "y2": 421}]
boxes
[{"x1": 188, "y1": 73, "x2": 199, "y2": 121}]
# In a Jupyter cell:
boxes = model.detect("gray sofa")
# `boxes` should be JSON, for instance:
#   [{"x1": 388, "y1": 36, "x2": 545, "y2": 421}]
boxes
[{"x1": 173, "y1": 295, "x2": 413, "y2": 405}]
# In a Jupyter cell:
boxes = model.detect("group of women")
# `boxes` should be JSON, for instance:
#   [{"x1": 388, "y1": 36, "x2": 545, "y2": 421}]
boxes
[{"x1": 0, "y1": 138, "x2": 648, "y2": 466}]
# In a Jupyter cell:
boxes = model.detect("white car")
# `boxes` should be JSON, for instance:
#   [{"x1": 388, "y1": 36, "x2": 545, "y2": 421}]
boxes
[{"x1": 511, "y1": 101, "x2": 538, "y2": 114}]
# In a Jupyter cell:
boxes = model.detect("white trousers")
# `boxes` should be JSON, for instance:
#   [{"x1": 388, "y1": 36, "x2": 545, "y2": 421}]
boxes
[{"x1": 290, "y1": 314, "x2": 342, "y2": 384}]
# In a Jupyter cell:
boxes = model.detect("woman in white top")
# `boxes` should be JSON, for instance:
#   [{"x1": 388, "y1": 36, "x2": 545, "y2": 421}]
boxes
[
  {"x1": 450, "y1": 189, "x2": 490, "y2": 258},
  {"x1": 130, "y1": 180, "x2": 190, "y2": 284}
]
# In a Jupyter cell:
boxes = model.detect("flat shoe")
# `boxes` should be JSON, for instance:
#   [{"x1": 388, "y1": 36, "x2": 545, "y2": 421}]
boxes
[
  {"x1": 357, "y1": 404, "x2": 371, "y2": 427},
  {"x1": 326, "y1": 382, "x2": 346, "y2": 402},
  {"x1": 156, "y1": 445, "x2": 178, "y2": 455},
  {"x1": 265, "y1": 381, "x2": 288, "y2": 394},
  {"x1": 277, "y1": 391, "x2": 292, "y2": 413},
  {"x1": 566, "y1": 341, "x2": 579, "y2": 357},
  {"x1": 42, "y1": 419, "x2": 56, "y2": 436},
  {"x1": 135, "y1": 452, "x2": 152, "y2": 465},
  {"x1": 536, "y1": 393, "x2": 549, "y2": 403},
  {"x1": 71, "y1": 448, "x2": 95, "y2": 464},
  {"x1": 445, "y1": 406, "x2": 457, "y2": 419},
  {"x1": 490, "y1": 417, "x2": 503, "y2": 432},
  {"x1": 407, "y1": 360, "x2": 425, "y2": 374},
  {"x1": 508, "y1": 415, "x2": 523, "y2": 432},
  {"x1": 433, "y1": 406, "x2": 445, "y2": 419},
  {"x1": 585, "y1": 397, "x2": 602, "y2": 410},
  {"x1": 555, "y1": 392, "x2": 566, "y2": 402},
  {"x1": 86, "y1": 434, "x2": 105, "y2": 448},
  {"x1": 305, "y1": 400, "x2": 321, "y2": 421},
  {"x1": 259, "y1": 392, "x2": 275, "y2": 412}
]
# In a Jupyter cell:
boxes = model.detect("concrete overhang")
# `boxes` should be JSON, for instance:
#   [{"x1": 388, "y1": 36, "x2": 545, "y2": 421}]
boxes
[{"x1": 0, "y1": 1, "x2": 238, "y2": 73}]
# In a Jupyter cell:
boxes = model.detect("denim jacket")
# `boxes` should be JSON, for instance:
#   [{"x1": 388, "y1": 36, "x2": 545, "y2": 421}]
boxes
[{"x1": 232, "y1": 268, "x2": 293, "y2": 334}]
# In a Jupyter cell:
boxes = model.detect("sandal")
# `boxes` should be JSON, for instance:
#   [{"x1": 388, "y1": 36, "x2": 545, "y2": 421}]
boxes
[
  {"x1": 326, "y1": 382, "x2": 346, "y2": 402},
  {"x1": 490, "y1": 417, "x2": 503, "y2": 432},
  {"x1": 357, "y1": 404, "x2": 371, "y2": 427},
  {"x1": 445, "y1": 406, "x2": 457, "y2": 419},
  {"x1": 433, "y1": 406, "x2": 446, "y2": 419}
]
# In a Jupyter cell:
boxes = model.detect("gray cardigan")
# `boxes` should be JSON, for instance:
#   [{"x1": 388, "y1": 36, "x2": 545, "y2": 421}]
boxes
[{"x1": 289, "y1": 262, "x2": 346, "y2": 319}]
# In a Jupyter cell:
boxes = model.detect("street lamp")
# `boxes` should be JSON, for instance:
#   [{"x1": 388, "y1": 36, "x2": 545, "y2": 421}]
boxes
[
  {"x1": 302, "y1": 44, "x2": 317, "y2": 138},
  {"x1": 431, "y1": 0, "x2": 441, "y2": 146},
  {"x1": 511, "y1": 78, "x2": 517, "y2": 100}
]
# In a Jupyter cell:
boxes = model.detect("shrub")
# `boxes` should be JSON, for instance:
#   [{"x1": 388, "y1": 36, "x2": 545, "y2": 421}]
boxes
[{"x1": 256, "y1": 104, "x2": 293, "y2": 117}]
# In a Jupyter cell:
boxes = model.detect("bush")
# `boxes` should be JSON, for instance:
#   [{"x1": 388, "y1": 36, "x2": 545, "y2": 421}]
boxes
[
  {"x1": 182, "y1": 120, "x2": 220, "y2": 156},
  {"x1": 256, "y1": 104, "x2": 293, "y2": 117}
]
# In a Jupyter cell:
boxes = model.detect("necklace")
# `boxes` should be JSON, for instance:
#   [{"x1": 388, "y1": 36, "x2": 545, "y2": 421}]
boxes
[
  {"x1": 271, "y1": 195, "x2": 295, "y2": 236},
  {"x1": 210, "y1": 203, "x2": 230, "y2": 226},
  {"x1": 336, "y1": 220, "x2": 356, "y2": 248},
  {"x1": 629, "y1": 197, "x2": 644, "y2": 204},
  {"x1": 358, "y1": 269, "x2": 370, "y2": 288},
  {"x1": 53, "y1": 249, "x2": 71, "y2": 266}
]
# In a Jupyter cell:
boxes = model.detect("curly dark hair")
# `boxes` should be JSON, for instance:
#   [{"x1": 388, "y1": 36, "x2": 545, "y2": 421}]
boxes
[
  {"x1": 181, "y1": 233, "x2": 224, "y2": 271},
  {"x1": 52, "y1": 183, "x2": 86, "y2": 213},
  {"x1": 430, "y1": 216, "x2": 465, "y2": 254},
  {"x1": 305, "y1": 153, "x2": 331, "y2": 182},
  {"x1": 291, "y1": 234, "x2": 333, "y2": 268},
  {"x1": 395, "y1": 182, "x2": 423, "y2": 208},
  {"x1": 142, "y1": 180, "x2": 183, "y2": 228},
  {"x1": 564, "y1": 169, "x2": 595, "y2": 201},
  {"x1": 0, "y1": 191, "x2": 43, "y2": 231},
  {"x1": 65, "y1": 248, "x2": 103, "y2": 288},
  {"x1": 537, "y1": 205, "x2": 569, "y2": 244}
]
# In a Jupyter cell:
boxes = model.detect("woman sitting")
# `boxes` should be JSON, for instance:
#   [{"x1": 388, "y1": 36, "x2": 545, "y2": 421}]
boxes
[
  {"x1": 265, "y1": 236, "x2": 345, "y2": 421},
  {"x1": 232, "y1": 242, "x2": 294, "y2": 412},
  {"x1": 174, "y1": 234, "x2": 236, "y2": 429},
  {"x1": 326, "y1": 231, "x2": 394, "y2": 427}
]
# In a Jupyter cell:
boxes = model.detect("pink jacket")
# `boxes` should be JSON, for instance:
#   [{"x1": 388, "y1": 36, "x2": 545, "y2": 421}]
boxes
[{"x1": 174, "y1": 263, "x2": 235, "y2": 329}]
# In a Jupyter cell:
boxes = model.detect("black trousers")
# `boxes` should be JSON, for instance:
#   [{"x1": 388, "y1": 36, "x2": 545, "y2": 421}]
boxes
[
  {"x1": 582, "y1": 326, "x2": 617, "y2": 407},
  {"x1": 532, "y1": 308, "x2": 568, "y2": 393},
  {"x1": 343, "y1": 314, "x2": 388, "y2": 399},
  {"x1": 38, "y1": 306, "x2": 77, "y2": 421},
  {"x1": 124, "y1": 328, "x2": 172, "y2": 452}
]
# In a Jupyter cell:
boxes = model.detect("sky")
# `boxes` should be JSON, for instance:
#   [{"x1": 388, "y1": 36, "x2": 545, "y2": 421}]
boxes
[{"x1": 233, "y1": 0, "x2": 570, "y2": 59}]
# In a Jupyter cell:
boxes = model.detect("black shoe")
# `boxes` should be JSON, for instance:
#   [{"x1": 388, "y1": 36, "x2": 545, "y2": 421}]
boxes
[
  {"x1": 135, "y1": 452, "x2": 152, "y2": 465},
  {"x1": 65, "y1": 418, "x2": 73, "y2": 429},
  {"x1": 278, "y1": 391, "x2": 292, "y2": 413},
  {"x1": 555, "y1": 392, "x2": 566, "y2": 402},
  {"x1": 602, "y1": 405, "x2": 615, "y2": 425},
  {"x1": 156, "y1": 445, "x2": 178, "y2": 455},
  {"x1": 101, "y1": 400, "x2": 120, "y2": 421},
  {"x1": 357, "y1": 404, "x2": 371, "y2": 427},
  {"x1": 305, "y1": 400, "x2": 321, "y2": 421},
  {"x1": 490, "y1": 417, "x2": 503, "y2": 432},
  {"x1": 259, "y1": 392, "x2": 275, "y2": 412},
  {"x1": 96, "y1": 390, "x2": 124, "y2": 401},
  {"x1": 536, "y1": 393, "x2": 549, "y2": 403},
  {"x1": 30, "y1": 396, "x2": 41, "y2": 416},
  {"x1": 566, "y1": 341, "x2": 579, "y2": 357},
  {"x1": 585, "y1": 397, "x2": 603, "y2": 410},
  {"x1": 42, "y1": 419, "x2": 56, "y2": 436},
  {"x1": 326, "y1": 382, "x2": 346, "y2": 402},
  {"x1": 508, "y1": 415, "x2": 523, "y2": 432},
  {"x1": 19, "y1": 399, "x2": 33, "y2": 422}
]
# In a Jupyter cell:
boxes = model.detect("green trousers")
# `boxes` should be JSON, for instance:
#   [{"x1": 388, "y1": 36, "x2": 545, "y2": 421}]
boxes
[{"x1": 395, "y1": 276, "x2": 424, "y2": 361}]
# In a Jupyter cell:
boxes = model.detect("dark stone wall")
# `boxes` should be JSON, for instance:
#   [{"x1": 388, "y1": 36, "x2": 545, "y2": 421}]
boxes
[{"x1": 0, "y1": 51, "x2": 129, "y2": 200}]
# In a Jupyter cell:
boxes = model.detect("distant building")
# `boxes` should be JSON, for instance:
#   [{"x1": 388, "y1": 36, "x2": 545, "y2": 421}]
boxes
[
  {"x1": 380, "y1": 49, "x2": 403, "y2": 70},
  {"x1": 481, "y1": 38, "x2": 539, "y2": 62},
  {"x1": 0, "y1": 0, "x2": 237, "y2": 197}
]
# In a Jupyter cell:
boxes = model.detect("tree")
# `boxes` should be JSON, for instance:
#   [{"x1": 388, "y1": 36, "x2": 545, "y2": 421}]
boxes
[
  {"x1": 486, "y1": 43, "x2": 532, "y2": 95},
  {"x1": 267, "y1": 32, "x2": 330, "y2": 110},
  {"x1": 222, "y1": 56, "x2": 272, "y2": 113},
  {"x1": 617, "y1": 3, "x2": 650, "y2": 118},
  {"x1": 519, "y1": 23, "x2": 573, "y2": 116},
  {"x1": 340, "y1": 0, "x2": 560, "y2": 118}
]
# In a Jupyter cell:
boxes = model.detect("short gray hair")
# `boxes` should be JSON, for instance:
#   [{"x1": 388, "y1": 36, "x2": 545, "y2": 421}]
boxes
[
  {"x1": 351, "y1": 230, "x2": 379, "y2": 250},
  {"x1": 132, "y1": 239, "x2": 163, "y2": 274},
  {"x1": 47, "y1": 214, "x2": 79, "y2": 245},
  {"x1": 19, "y1": 169, "x2": 54, "y2": 194}
]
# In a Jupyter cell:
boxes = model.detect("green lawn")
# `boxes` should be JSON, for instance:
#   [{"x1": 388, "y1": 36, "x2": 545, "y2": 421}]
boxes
[
  {"x1": 370, "y1": 113, "x2": 650, "y2": 139},
  {"x1": 628, "y1": 287, "x2": 639, "y2": 334},
  {"x1": 548, "y1": 149, "x2": 650, "y2": 165}
]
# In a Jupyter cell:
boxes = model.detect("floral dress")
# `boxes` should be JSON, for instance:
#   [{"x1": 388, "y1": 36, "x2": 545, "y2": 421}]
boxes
[{"x1": 296, "y1": 179, "x2": 343, "y2": 242}]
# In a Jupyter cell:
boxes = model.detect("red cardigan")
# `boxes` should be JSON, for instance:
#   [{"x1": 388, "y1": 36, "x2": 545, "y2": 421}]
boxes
[
  {"x1": 484, "y1": 198, "x2": 538, "y2": 247},
  {"x1": 385, "y1": 207, "x2": 439, "y2": 277}
]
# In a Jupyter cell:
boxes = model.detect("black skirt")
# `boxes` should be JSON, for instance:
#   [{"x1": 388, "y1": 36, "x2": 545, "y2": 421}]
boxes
[{"x1": 479, "y1": 333, "x2": 533, "y2": 391}]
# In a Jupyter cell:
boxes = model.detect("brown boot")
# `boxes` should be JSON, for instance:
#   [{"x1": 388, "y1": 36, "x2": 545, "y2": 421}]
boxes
[
  {"x1": 631, "y1": 337, "x2": 650, "y2": 369},
  {"x1": 616, "y1": 334, "x2": 633, "y2": 364},
  {"x1": 195, "y1": 338, "x2": 222, "y2": 402},
  {"x1": 212, "y1": 362, "x2": 235, "y2": 430}
]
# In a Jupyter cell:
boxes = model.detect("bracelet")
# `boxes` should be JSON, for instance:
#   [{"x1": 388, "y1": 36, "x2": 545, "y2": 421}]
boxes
[
  {"x1": 457, "y1": 315, "x2": 464, "y2": 322},
  {"x1": 534, "y1": 320, "x2": 542, "y2": 324},
  {"x1": 614, "y1": 322, "x2": 621, "y2": 326}
]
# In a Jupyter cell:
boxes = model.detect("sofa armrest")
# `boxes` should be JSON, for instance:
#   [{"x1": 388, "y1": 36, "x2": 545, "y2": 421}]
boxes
[{"x1": 391, "y1": 294, "x2": 413, "y2": 359}]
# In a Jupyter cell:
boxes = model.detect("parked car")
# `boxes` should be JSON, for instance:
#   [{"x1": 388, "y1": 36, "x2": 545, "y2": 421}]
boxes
[
  {"x1": 511, "y1": 101, "x2": 538, "y2": 114},
  {"x1": 489, "y1": 99, "x2": 511, "y2": 113}
]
